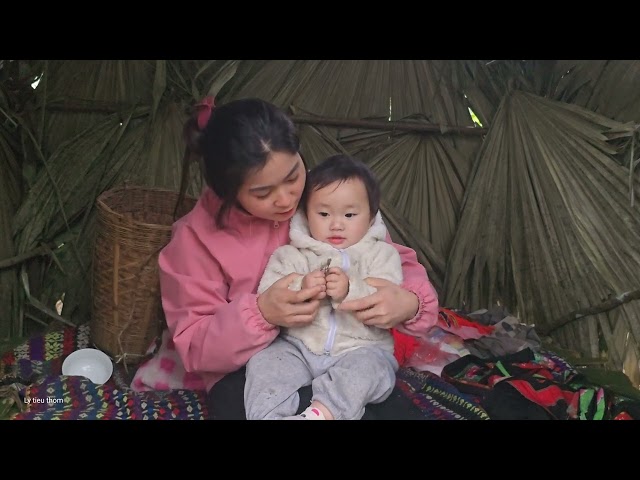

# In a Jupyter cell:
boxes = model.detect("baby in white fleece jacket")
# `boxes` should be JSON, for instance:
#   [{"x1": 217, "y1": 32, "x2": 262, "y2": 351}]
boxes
[{"x1": 244, "y1": 154, "x2": 403, "y2": 420}]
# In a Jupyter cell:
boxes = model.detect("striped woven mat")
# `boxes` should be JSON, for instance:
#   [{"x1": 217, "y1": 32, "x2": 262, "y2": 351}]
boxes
[
  {"x1": 2, "y1": 323, "x2": 495, "y2": 420},
  {"x1": 1, "y1": 324, "x2": 207, "y2": 420}
]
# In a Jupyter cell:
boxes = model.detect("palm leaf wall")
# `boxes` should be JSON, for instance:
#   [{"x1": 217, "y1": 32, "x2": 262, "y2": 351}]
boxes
[
  {"x1": 0, "y1": 89, "x2": 22, "y2": 339},
  {"x1": 366, "y1": 132, "x2": 476, "y2": 259},
  {"x1": 230, "y1": 60, "x2": 477, "y2": 125},
  {"x1": 549, "y1": 60, "x2": 640, "y2": 124},
  {"x1": 1, "y1": 60, "x2": 44, "y2": 339},
  {"x1": 443, "y1": 89, "x2": 640, "y2": 369},
  {"x1": 38, "y1": 61, "x2": 155, "y2": 153},
  {"x1": 1, "y1": 60, "x2": 235, "y2": 338}
]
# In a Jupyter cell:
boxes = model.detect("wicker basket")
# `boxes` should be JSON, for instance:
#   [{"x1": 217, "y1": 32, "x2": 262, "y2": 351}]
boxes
[{"x1": 91, "y1": 185, "x2": 196, "y2": 365}]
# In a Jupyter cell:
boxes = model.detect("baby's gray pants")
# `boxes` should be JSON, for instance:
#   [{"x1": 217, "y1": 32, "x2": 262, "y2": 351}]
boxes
[{"x1": 244, "y1": 335, "x2": 398, "y2": 420}]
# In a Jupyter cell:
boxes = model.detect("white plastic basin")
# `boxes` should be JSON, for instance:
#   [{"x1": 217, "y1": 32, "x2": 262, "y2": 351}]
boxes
[{"x1": 62, "y1": 348, "x2": 114, "y2": 385}]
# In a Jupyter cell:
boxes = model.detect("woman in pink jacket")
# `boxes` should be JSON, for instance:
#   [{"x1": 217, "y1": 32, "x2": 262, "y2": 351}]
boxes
[{"x1": 130, "y1": 96, "x2": 440, "y2": 419}]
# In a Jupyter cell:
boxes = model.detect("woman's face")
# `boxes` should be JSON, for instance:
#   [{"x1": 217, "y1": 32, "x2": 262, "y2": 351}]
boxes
[{"x1": 236, "y1": 151, "x2": 306, "y2": 222}]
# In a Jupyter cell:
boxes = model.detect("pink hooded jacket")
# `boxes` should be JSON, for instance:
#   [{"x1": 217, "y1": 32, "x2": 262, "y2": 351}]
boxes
[{"x1": 131, "y1": 188, "x2": 439, "y2": 392}]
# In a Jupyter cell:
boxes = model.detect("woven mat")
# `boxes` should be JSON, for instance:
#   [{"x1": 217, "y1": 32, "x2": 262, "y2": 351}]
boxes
[
  {"x1": 1, "y1": 323, "x2": 501, "y2": 420},
  {"x1": 396, "y1": 367, "x2": 490, "y2": 420},
  {"x1": 1, "y1": 324, "x2": 208, "y2": 420}
]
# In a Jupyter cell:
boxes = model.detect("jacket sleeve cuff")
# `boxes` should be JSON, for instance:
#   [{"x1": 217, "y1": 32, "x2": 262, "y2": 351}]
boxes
[
  {"x1": 401, "y1": 278, "x2": 439, "y2": 329},
  {"x1": 248, "y1": 294, "x2": 279, "y2": 332}
]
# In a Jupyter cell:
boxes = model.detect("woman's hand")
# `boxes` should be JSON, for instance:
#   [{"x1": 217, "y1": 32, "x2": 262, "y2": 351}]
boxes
[
  {"x1": 337, "y1": 277, "x2": 418, "y2": 329},
  {"x1": 258, "y1": 273, "x2": 326, "y2": 328}
]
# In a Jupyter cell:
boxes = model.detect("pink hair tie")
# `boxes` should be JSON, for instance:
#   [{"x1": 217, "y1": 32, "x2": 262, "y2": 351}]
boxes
[{"x1": 195, "y1": 96, "x2": 215, "y2": 130}]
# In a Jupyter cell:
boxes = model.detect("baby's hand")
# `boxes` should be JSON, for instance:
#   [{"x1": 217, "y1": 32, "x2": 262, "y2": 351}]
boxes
[
  {"x1": 302, "y1": 270, "x2": 327, "y2": 300},
  {"x1": 326, "y1": 267, "x2": 349, "y2": 303}
]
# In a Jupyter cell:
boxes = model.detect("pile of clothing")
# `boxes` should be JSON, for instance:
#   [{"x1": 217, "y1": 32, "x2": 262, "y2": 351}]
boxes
[{"x1": 392, "y1": 307, "x2": 640, "y2": 420}]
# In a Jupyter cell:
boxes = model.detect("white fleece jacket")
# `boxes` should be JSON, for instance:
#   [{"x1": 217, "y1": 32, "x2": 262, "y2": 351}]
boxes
[{"x1": 257, "y1": 210, "x2": 403, "y2": 356}]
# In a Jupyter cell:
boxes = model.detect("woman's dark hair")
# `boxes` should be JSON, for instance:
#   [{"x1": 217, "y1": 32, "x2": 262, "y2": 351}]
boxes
[
  {"x1": 182, "y1": 98, "x2": 300, "y2": 227},
  {"x1": 301, "y1": 154, "x2": 380, "y2": 218}
]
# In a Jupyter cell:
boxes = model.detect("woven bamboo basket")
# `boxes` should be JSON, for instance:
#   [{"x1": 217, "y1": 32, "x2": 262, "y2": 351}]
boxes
[{"x1": 91, "y1": 185, "x2": 196, "y2": 365}]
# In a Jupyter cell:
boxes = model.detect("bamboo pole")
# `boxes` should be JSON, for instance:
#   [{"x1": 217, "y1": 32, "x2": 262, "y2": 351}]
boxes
[
  {"x1": 544, "y1": 289, "x2": 640, "y2": 335},
  {"x1": 42, "y1": 101, "x2": 488, "y2": 136},
  {"x1": 291, "y1": 115, "x2": 488, "y2": 136}
]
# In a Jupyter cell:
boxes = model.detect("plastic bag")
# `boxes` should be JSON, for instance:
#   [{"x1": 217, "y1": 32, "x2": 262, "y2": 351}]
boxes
[{"x1": 405, "y1": 327, "x2": 470, "y2": 376}]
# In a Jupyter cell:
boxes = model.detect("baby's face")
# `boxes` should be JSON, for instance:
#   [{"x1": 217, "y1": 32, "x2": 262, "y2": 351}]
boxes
[{"x1": 306, "y1": 178, "x2": 373, "y2": 249}]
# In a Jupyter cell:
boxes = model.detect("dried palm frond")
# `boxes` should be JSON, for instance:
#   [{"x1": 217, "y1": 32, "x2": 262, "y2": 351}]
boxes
[
  {"x1": 218, "y1": 60, "x2": 270, "y2": 100},
  {"x1": 169, "y1": 60, "x2": 239, "y2": 101},
  {"x1": 550, "y1": 60, "x2": 640, "y2": 124},
  {"x1": 462, "y1": 60, "x2": 640, "y2": 129},
  {"x1": 13, "y1": 110, "x2": 145, "y2": 252},
  {"x1": 0, "y1": 60, "x2": 44, "y2": 338},
  {"x1": 366, "y1": 130, "x2": 480, "y2": 259},
  {"x1": 298, "y1": 123, "x2": 345, "y2": 168},
  {"x1": 546, "y1": 61, "x2": 640, "y2": 185},
  {"x1": 379, "y1": 199, "x2": 445, "y2": 292},
  {"x1": 339, "y1": 129, "x2": 396, "y2": 162},
  {"x1": 458, "y1": 60, "x2": 536, "y2": 126},
  {"x1": 10, "y1": 110, "x2": 147, "y2": 324},
  {"x1": 134, "y1": 100, "x2": 202, "y2": 196},
  {"x1": 229, "y1": 60, "x2": 317, "y2": 109},
  {"x1": 0, "y1": 102, "x2": 21, "y2": 339},
  {"x1": 572, "y1": 304, "x2": 640, "y2": 375},
  {"x1": 34, "y1": 60, "x2": 154, "y2": 154},
  {"x1": 546, "y1": 60, "x2": 609, "y2": 106},
  {"x1": 443, "y1": 90, "x2": 640, "y2": 341},
  {"x1": 229, "y1": 61, "x2": 477, "y2": 128}
]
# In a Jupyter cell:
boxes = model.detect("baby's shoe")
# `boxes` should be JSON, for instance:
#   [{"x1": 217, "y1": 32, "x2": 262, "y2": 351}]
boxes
[{"x1": 282, "y1": 406, "x2": 326, "y2": 420}]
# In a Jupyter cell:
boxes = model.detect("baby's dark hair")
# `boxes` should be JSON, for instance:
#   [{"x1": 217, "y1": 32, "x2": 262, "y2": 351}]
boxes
[
  {"x1": 183, "y1": 98, "x2": 300, "y2": 227},
  {"x1": 301, "y1": 154, "x2": 380, "y2": 218}
]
